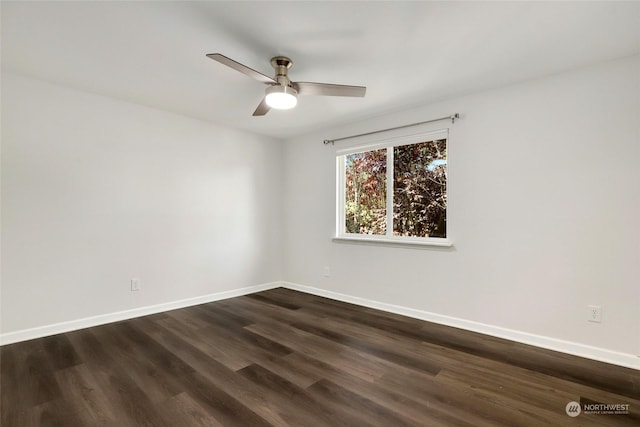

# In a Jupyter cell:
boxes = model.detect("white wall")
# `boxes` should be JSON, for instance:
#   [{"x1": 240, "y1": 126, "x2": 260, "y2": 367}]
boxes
[
  {"x1": 1, "y1": 72, "x2": 283, "y2": 334},
  {"x1": 283, "y1": 55, "x2": 640, "y2": 359}
]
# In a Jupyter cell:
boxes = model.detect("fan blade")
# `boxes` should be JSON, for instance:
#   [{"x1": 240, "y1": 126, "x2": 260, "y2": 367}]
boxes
[
  {"x1": 207, "y1": 53, "x2": 276, "y2": 85},
  {"x1": 252, "y1": 98, "x2": 271, "y2": 116},
  {"x1": 293, "y1": 82, "x2": 366, "y2": 97}
]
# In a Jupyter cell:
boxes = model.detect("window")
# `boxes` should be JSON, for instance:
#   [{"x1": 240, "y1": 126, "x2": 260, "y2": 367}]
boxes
[{"x1": 336, "y1": 130, "x2": 450, "y2": 246}]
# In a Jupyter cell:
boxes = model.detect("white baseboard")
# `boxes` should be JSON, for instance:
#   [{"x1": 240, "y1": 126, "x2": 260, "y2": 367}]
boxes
[
  {"x1": 0, "y1": 282, "x2": 281, "y2": 346},
  {"x1": 281, "y1": 281, "x2": 640, "y2": 371}
]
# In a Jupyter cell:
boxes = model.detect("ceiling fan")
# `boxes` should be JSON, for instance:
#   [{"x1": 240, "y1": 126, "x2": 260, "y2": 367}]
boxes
[{"x1": 206, "y1": 53, "x2": 366, "y2": 116}]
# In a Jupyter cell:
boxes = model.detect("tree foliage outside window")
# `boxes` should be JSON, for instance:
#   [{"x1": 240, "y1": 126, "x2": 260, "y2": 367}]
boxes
[
  {"x1": 393, "y1": 139, "x2": 447, "y2": 238},
  {"x1": 341, "y1": 135, "x2": 447, "y2": 240},
  {"x1": 344, "y1": 149, "x2": 387, "y2": 234}
]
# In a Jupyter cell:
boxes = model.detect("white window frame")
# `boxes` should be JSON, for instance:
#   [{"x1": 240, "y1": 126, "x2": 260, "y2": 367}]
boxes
[{"x1": 334, "y1": 129, "x2": 452, "y2": 248}]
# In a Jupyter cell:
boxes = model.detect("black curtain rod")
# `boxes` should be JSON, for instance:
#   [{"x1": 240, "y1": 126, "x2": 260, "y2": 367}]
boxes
[{"x1": 323, "y1": 113, "x2": 459, "y2": 145}]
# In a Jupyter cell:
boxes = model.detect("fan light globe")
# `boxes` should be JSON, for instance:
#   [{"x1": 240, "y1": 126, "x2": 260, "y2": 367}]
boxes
[{"x1": 265, "y1": 85, "x2": 298, "y2": 110}]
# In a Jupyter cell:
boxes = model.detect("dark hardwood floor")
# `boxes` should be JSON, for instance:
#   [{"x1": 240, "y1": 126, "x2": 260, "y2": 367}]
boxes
[{"x1": 2, "y1": 287, "x2": 639, "y2": 426}]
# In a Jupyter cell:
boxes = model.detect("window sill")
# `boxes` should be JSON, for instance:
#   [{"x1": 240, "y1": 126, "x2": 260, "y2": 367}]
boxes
[{"x1": 332, "y1": 235, "x2": 453, "y2": 249}]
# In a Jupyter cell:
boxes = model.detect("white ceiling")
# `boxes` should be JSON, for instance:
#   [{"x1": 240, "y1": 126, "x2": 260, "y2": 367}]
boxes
[{"x1": 2, "y1": 1, "x2": 639, "y2": 139}]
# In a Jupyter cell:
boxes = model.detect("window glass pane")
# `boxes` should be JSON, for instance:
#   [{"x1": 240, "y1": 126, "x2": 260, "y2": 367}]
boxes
[
  {"x1": 393, "y1": 139, "x2": 447, "y2": 238},
  {"x1": 344, "y1": 148, "x2": 387, "y2": 235}
]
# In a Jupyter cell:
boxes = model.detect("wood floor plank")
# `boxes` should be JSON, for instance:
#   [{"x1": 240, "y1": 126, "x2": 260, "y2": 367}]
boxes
[
  {"x1": 288, "y1": 319, "x2": 442, "y2": 376},
  {"x1": 87, "y1": 323, "x2": 188, "y2": 404},
  {"x1": 3, "y1": 287, "x2": 639, "y2": 426},
  {"x1": 156, "y1": 311, "x2": 255, "y2": 371},
  {"x1": 281, "y1": 350, "x2": 477, "y2": 427},
  {"x1": 244, "y1": 292, "x2": 303, "y2": 310},
  {"x1": 1, "y1": 344, "x2": 29, "y2": 426},
  {"x1": 245, "y1": 319, "x2": 392, "y2": 382},
  {"x1": 241, "y1": 350, "x2": 325, "y2": 389},
  {"x1": 52, "y1": 364, "x2": 118, "y2": 425},
  {"x1": 2, "y1": 339, "x2": 63, "y2": 410},
  {"x1": 156, "y1": 392, "x2": 225, "y2": 427},
  {"x1": 202, "y1": 320, "x2": 294, "y2": 358},
  {"x1": 100, "y1": 370, "x2": 173, "y2": 427},
  {"x1": 435, "y1": 367, "x2": 633, "y2": 427},
  {"x1": 26, "y1": 398, "x2": 95, "y2": 427},
  {"x1": 306, "y1": 379, "x2": 419, "y2": 427},
  {"x1": 176, "y1": 372, "x2": 272, "y2": 427},
  {"x1": 162, "y1": 309, "x2": 293, "y2": 371},
  {"x1": 133, "y1": 314, "x2": 304, "y2": 426},
  {"x1": 39, "y1": 334, "x2": 82, "y2": 371},
  {"x1": 375, "y1": 368, "x2": 549, "y2": 426},
  {"x1": 188, "y1": 303, "x2": 255, "y2": 329},
  {"x1": 237, "y1": 363, "x2": 358, "y2": 426}
]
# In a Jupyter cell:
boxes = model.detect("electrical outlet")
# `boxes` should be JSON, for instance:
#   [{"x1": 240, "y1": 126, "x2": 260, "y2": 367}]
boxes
[
  {"x1": 587, "y1": 305, "x2": 601, "y2": 323},
  {"x1": 323, "y1": 266, "x2": 331, "y2": 278},
  {"x1": 131, "y1": 278, "x2": 141, "y2": 292}
]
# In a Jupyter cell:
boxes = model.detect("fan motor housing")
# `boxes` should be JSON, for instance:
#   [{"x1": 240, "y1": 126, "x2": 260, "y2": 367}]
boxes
[{"x1": 271, "y1": 56, "x2": 293, "y2": 86}]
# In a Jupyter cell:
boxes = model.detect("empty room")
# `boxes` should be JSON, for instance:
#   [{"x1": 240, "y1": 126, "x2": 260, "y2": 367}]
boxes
[{"x1": 1, "y1": 1, "x2": 639, "y2": 426}]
